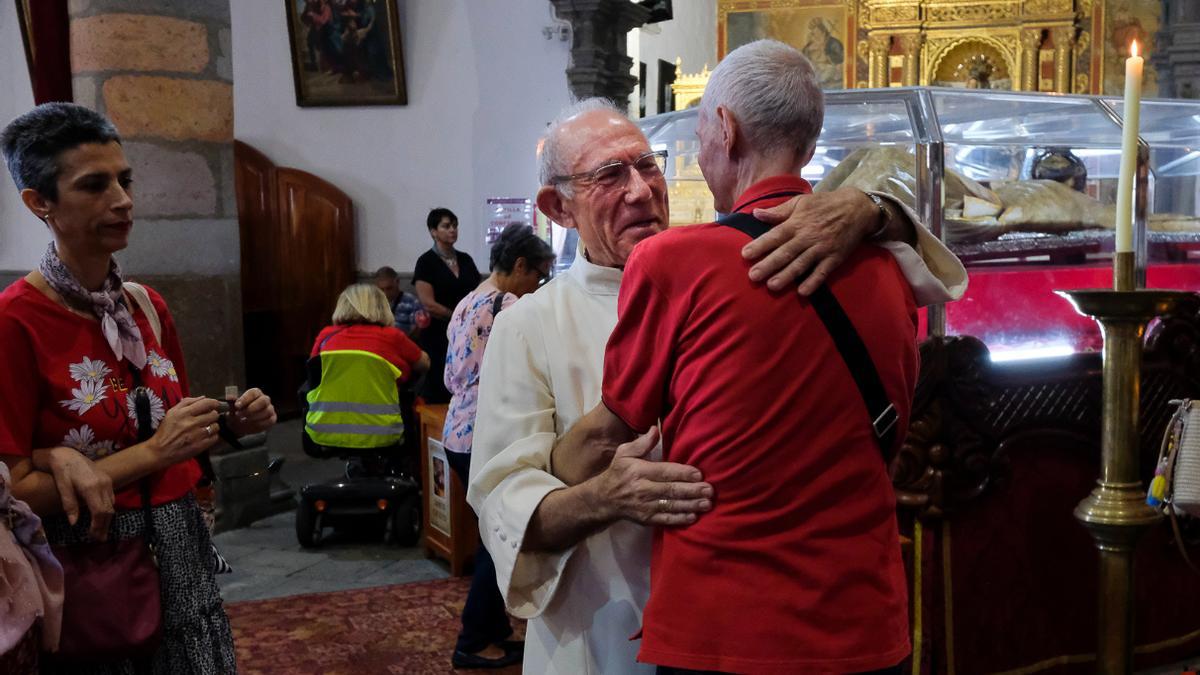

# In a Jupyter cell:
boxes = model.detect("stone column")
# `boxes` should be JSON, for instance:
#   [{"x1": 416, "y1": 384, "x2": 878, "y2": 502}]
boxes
[
  {"x1": 869, "y1": 34, "x2": 890, "y2": 88},
  {"x1": 69, "y1": 0, "x2": 242, "y2": 398},
  {"x1": 1155, "y1": 0, "x2": 1200, "y2": 99},
  {"x1": 1052, "y1": 26, "x2": 1075, "y2": 94},
  {"x1": 899, "y1": 33, "x2": 922, "y2": 86},
  {"x1": 550, "y1": 0, "x2": 650, "y2": 103}
]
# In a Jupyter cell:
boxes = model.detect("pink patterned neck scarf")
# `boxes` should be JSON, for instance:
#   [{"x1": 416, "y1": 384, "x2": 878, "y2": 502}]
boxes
[{"x1": 37, "y1": 242, "x2": 147, "y2": 369}]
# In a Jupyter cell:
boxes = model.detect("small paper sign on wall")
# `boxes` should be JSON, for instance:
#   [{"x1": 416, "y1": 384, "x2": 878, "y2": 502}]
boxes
[
  {"x1": 482, "y1": 198, "x2": 535, "y2": 248},
  {"x1": 427, "y1": 438, "x2": 451, "y2": 537}
]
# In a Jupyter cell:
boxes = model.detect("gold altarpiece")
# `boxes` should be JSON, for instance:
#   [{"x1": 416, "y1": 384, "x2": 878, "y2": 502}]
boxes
[
  {"x1": 857, "y1": 0, "x2": 1080, "y2": 92},
  {"x1": 677, "y1": 0, "x2": 1153, "y2": 106}
]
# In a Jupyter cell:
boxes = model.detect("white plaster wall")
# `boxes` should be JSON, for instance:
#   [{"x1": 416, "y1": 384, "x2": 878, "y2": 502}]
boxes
[
  {"x1": 232, "y1": 0, "x2": 571, "y2": 274},
  {"x1": 0, "y1": 1, "x2": 43, "y2": 271},
  {"x1": 630, "y1": 0, "x2": 716, "y2": 117}
]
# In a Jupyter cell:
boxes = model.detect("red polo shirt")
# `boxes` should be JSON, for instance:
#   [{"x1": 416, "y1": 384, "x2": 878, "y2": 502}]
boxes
[{"x1": 602, "y1": 175, "x2": 918, "y2": 673}]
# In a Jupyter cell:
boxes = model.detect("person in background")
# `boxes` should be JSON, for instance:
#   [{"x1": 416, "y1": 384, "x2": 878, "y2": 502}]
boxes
[
  {"x1": 443, "y1": 224, "x2": 554, "y2": 669},
  {"x1": 371, "y1": 267, "x2": 430, "y2": 476},
  {"x1": 373, "y1": 265, "x2": 430, "y2": 340},
  {"x1": 412, "y1": 207, "x2": 481, "y2": 403},
  {"x1": 0, "y1": 102, "x2": 277, "y2": 673},
  {"x1": 308, "y1": 284, "x2": 431, "y2": 444}
]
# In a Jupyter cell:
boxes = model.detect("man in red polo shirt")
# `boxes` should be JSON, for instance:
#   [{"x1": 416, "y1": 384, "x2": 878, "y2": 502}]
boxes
[{"x1": 556, "y1": 40, "x2": 918, "y2": 674}]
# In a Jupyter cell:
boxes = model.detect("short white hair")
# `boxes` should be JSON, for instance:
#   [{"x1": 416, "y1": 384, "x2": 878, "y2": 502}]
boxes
[
  {"x1": 538, "y1": 97, "x2": 627, "y2": 198},
  {"x1": 701, "y1": 39, "x2": 824, "y2": 161}
]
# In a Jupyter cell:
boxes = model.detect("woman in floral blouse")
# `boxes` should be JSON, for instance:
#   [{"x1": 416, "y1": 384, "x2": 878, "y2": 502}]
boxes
[
  {"x1": 0, "y1": 103, "x2": 275, "y2": 673},
  {"x1": 442, "y1": 224, "x2": 553, "y2": 669}
]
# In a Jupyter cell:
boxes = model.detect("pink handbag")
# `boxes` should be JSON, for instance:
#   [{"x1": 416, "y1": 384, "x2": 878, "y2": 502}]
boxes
[
  {"x1": 50, "y1": 531, "x2": 162, "y2": 662},
  {"x1": 47, "y1": 382, "x2": 162, "y2": 663}
]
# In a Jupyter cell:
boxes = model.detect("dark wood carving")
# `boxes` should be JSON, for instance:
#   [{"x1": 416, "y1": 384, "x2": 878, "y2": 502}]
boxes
[
  {"x1": 892, "y1": 336, "x2": 998, "y2": 519},
  {"x1": 550, "y1": 0, "x2": 650, "y2": 102},
  {"x1": 893, "y1": 294, "x2": 1200, "y2": 520},
  {"x1": 897, "y1": 295, "x2": 1200, "y2": 674}
]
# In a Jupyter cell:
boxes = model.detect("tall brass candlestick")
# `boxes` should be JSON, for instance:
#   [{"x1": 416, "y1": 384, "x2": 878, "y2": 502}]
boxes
[{"x1": 1058, "y1": 289, "x2": 1189, "y2": 674}]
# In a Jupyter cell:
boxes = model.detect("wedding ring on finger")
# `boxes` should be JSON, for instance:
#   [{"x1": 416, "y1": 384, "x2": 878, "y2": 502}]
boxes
[
  {"x1": 657, "y1": 498, "x2": 670, "y2": 512},
  {"x1": 204, "y1": 423, "x2": 214, "y2": 437}
]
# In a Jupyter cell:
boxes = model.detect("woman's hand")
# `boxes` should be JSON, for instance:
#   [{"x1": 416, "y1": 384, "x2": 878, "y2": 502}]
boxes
[
  {"x1": 149, "y1": 397, "x2": 222, "y2": 467},
  {"x1": 33, "y1": 447, "x2": 115, "y2": 541},
  {"x1": 226, "y1": 388, "x2": 277, "y2": 437}
]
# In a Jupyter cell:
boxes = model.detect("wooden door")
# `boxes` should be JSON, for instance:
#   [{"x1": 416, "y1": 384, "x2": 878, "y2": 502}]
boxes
[{"x1": 235, "y1": 141, "x2": 354, "y2": 415}]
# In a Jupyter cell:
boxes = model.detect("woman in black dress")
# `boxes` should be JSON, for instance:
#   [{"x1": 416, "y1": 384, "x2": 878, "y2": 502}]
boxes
[{"x1": 412, "y1": 208, "x2": 481, "y2": 403}]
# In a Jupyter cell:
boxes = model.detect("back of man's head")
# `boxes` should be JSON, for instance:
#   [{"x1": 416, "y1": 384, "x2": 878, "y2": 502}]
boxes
[{"x1": 701, "y1": 40, "x2": 824, "y2": 163}]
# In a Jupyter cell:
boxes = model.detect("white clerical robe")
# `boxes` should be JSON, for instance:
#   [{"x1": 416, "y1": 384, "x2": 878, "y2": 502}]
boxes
[{"x1": 468, "y1": 219, "x2": 966, "y2": 675}]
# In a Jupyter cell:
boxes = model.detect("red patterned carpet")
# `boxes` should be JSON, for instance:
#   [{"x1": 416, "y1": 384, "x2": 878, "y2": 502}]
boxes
[{"x1": 226, "y1": 577, "x2": 523, "y2": 674}]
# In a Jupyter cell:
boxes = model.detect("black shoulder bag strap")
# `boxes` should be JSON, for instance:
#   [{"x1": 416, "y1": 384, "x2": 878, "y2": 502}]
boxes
[
  {"x1": 717, "y1": 211, "x2": 900, "y2": 457},
  {"x1": 491, "y1": 291, "x2": 507, "y2": 319},
  {"x1": 128, "y1": 368, "x2": 158, "y2": 556}
]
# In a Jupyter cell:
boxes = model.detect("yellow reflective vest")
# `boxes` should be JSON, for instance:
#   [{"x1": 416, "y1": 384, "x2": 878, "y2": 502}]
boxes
[{"x1": 304, "y1": 349, "x2": 405, "y2": 449}]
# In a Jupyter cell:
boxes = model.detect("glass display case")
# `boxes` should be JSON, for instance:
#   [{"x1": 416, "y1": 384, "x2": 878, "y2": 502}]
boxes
[{"x1": 636, "y1": 87, "x2": 1200, "y2": 361}]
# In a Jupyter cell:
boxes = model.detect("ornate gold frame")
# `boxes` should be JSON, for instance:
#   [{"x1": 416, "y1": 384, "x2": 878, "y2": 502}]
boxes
[
  {"x1": 693, "y1": 0, "x2": 1114, "y2": 103},
  {"x1": 718, "y1": 0, "x2": 859, "y2": 89},
  {"x1": 922, "y1": 30, "x2": 1021, "y2": 87},
  {"x1": 670, "y1": 58, "x2": 709, "y2": 110}
]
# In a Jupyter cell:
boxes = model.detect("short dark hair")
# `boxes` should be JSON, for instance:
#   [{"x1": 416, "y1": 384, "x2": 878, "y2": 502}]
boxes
[
  {"x1": 490, "y1": 223, "x2": 554, "y2": 273},
  {"x1": 374, "y1": 265, "x2": 399, "y2": 280},
  {"x1": 1, "y1": 102, "x2": 122, "y2": 201},
  {"x1": 427, "y1": 207, "x2": 457, "y2": 231}
]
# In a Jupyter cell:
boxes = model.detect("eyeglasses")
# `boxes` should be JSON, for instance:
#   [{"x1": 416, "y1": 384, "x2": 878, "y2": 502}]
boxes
[{"x1": 551, "y1": 150, "x2": 668, "y2": 189}]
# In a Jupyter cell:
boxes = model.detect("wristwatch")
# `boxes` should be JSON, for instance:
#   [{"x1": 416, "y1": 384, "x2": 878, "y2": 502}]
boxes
[{"x1": 863, "y1": 191, "x2": 892, "y2": 239}]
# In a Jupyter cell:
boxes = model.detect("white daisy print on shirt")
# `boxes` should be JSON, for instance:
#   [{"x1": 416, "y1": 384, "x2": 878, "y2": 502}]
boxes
[
  {"x1": 62, "y1": 425, "x2": 96, "y2": 451},
  {"x1": 68, "y1": 356, "x2": 112, "y2": 384},
  {"x1": 126, "y1": 388, "x2": 166, "y2": 429},
  {"x1": 147, "y1": 350, "x2": 179, "y2": 382},
  {"x1": 88, "y1": 440, "x2": 116, "y2": 459},
  {"x1": 60, "y1": 379, "x2": 107, "y2": 415},
  {"x1": 61, "y1": 426, "x2": 116, "y2": 460}
]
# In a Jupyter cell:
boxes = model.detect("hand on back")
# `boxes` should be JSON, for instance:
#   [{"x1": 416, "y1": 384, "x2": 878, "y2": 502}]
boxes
[{"x1": 593, "y1": 427, "x2": 714, "y2": 527}]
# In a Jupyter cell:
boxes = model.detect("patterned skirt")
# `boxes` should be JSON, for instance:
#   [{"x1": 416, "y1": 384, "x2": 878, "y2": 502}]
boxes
[{"x1": 40, "y1": 494, "x2": 237, "y2": 675}]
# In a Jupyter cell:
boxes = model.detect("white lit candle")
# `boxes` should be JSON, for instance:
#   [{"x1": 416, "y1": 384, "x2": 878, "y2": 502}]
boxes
[{"x1": 1114, "y1": 39, "x2": 1142, "y2": 255}]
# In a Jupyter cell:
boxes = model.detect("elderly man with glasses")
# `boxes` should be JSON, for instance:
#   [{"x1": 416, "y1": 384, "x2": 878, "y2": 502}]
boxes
[{"x1": 466, "y1": 97, "x2": 966, "y2": 673}]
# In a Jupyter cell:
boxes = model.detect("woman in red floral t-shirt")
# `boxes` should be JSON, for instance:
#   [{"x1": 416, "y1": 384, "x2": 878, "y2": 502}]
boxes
[{"x1": 0, "y1": 103, "x2": 276, "y2": 672}]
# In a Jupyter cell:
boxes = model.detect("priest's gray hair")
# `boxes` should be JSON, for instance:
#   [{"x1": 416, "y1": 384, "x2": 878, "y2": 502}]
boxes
[
  {"x1": 538, "y1": 97, "x2": 628, "y2": 198},
  {"x1": 700, "y1": 39, "x2": 824, "y2": 161}
]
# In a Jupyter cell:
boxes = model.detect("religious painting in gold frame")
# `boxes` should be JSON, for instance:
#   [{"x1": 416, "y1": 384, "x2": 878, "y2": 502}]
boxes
[
  {"x1": 718, "y1": 0, "x2": 857, "y2": 90},
  {"x1": 1100, "y1": 0, "x2": 1159, "y2": 96},
  {"x1": 285, "y1": 0, "x2": 408, "y2": 107}
]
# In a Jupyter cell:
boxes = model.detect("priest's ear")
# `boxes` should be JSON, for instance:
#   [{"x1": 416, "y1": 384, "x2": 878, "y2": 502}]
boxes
[{"x1": 536, "y1": 184, "x2": 578, "y2": 230}]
